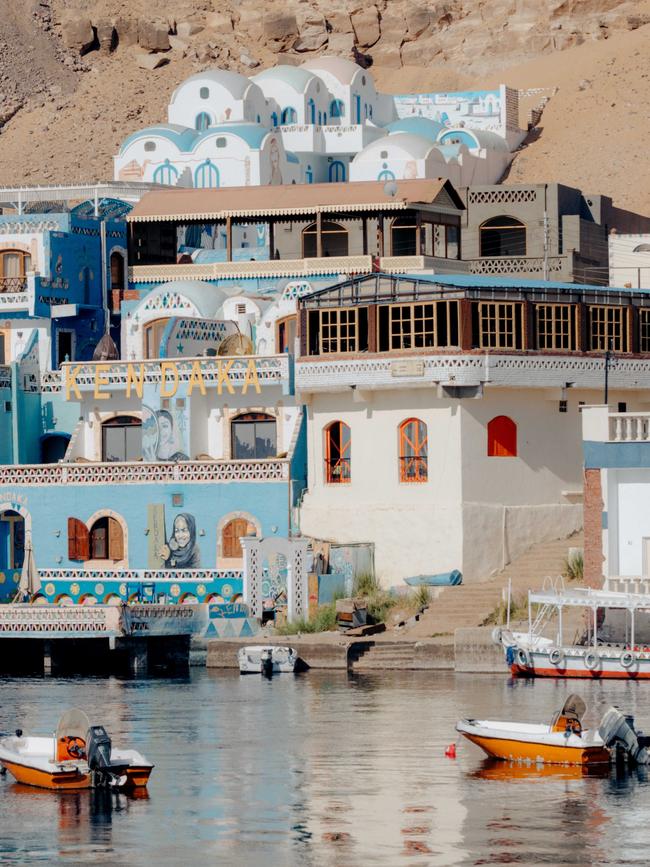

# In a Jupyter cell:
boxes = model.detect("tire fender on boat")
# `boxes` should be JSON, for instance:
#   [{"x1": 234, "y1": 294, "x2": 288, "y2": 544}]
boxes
[
  {"x1": 621, "y1": 650, "x2": 636, "y2": 669},
  {"x1": 516, "y1": 647, "x2": 532, "y2": 669},
  {"x1": 491, "y1": 627, "x2": 502, "y2": 646},
  {"x1": 549, "y1": 647, "x2": 564, "y2": 667},
  {"x1": 584, "y1": 650, "x2": 600, "y2": 671}
]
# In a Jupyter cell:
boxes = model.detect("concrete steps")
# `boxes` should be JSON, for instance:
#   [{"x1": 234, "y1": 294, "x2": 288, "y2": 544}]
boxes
[
  {"x1": 352, "y1": 641, "x2": 416, "y2": 670},
  {"x1": 404, "y1": 531, "x2": 584, "y2": 638}
]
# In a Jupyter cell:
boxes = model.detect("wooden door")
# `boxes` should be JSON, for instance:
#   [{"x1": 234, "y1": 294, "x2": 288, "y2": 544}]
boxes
[
  {"x1": 223, "y1": 518, "x2": 250, "y2": 559},
  {"x1": 91, "y1": 526, "x2": 107, "y2": 560}
]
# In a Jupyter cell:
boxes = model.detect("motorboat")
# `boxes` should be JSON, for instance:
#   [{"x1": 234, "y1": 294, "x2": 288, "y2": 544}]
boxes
[
  {"x1": 456, "y1": 695, "x2": 611, "y2": 766},
  {"x1": 0, "y1": 709, "x2": 153, "y2": 791},
  {"x1": 238, "y1": 645, "x2": 298, "y2": 675},
  {"x1": 494, "y1": 580, "x2": 650, "y2": 679}
]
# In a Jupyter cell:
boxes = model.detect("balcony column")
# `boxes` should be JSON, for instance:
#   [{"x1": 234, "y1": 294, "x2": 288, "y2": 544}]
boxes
[
  {"x1": 362, "y1": 215, "x2": 368, "y2": 255},
  {"x1": 316, "y1": 212, "x2": 323, "y2": 258},
  {"x1": 226, "y1": 216, "x2": 232, "y2": 262}
]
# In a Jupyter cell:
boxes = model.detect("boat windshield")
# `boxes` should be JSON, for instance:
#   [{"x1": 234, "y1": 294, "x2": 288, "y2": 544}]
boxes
[
  {"x1": 560, "y1": 694, "x2": 586, "y2": 722},
  {"x1": 55, "y1": 708, "x2": 90, "y2": 742}
]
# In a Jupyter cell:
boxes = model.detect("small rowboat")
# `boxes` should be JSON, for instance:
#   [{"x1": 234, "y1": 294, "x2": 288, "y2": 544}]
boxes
[
  {"x1": 456, "y1": 695, "x2": 610, "y2": 766},
  {"x1": 0, "y1": 709, "x2": 153, "y2": 791},
  {"x1": 404, "y1": 570, "x2": 462, "y2": 587}
]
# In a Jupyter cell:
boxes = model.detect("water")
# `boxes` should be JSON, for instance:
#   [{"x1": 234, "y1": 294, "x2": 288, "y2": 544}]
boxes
[{"x1": 1, "y1": 671, "x2": 650, "y2": 866}]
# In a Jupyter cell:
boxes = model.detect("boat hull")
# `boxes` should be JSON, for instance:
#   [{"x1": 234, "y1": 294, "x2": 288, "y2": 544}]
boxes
[
  {"x1": 460, "y1": 732, "x2": 610, "y2": 765},
  {"x1": 1, "y1": 759, "x2": 91, "y2": 790},
  {"x1": 124, "y1": 766, "x2": 153, "y2": 788},
  {"x1": 508, "y1": 645, "x2": 650, "y2": 679}
]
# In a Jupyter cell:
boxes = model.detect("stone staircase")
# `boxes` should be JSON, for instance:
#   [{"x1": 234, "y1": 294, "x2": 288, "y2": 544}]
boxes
[
  {"x1": 403, "y1": 532, "x2": 584, "y2": 639},
  {"x1": 351, "y1": 641, "x2": 416, "y2": 670}
]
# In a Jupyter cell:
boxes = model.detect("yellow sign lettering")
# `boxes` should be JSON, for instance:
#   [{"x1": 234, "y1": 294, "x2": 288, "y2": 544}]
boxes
[
  {"x1": 126, "y1": 362, "x2": 145, "y2": 399},
  {"x1": 187, "y1": 360, "x2": 206, "y2": 396},
  {"x1": 65, "y1": 365, "x2": 82, "y2": 401},
  {"x1": 160, "y1": 361, "x2": 179, "y2": 398},
  {"x1": 217, "y1": 359, "x2": 235, "y2": 395},
  {"x1": 242, "y1": 358, "x2": 261, "y2": 395},
  {"x1": 93, "y1": 364, "x2": 111, "y2": 400}
]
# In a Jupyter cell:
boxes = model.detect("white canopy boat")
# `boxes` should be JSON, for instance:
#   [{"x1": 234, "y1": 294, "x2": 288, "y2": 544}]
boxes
[
  {"x1": 494, "y1": 580, "x2": 650, "y2": 679},
  {"x1": 238, "y1": 645, "x2": 298, "y2": 675},
  {"x1": 0, "y1": 709, "x2": 153, "y2": 791}
]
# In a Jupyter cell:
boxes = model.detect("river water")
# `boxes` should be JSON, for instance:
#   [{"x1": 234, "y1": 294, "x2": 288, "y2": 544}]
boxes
[{"x1": 1, "y1": 670, "x2": 650, "y2": 866}]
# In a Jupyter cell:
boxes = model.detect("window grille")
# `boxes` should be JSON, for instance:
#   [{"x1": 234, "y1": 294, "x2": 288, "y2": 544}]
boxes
[
  {"x1": 535, "y1": 304, "x2": 576, "y2": 350},
  {"x1": 477, "y1": 302, "x2": 523, "y2": 350},
  {"x1": 587, "y1": 305, "x2": 627, "y2": 352},
  {"x1": 319, "y1": 308, "x2": 358, "y2": 354}
]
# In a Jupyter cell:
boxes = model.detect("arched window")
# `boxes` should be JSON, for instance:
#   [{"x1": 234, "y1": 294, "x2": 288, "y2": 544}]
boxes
[
  {"x1": 479, "y1": 217, "x2": 526, "y2": 257},
  {"x1": 222, "y1": 518, "x2": 257, "y2": 561},
  {"x1": 302, "y1": 221, "x2": 349, "y2": 258},
  {"x1": 281, "y1": 107, "x2": 297, "y2": 125},
  {"x1": 102, "y1": 416, "x2": 142, "y2": 462},
  {"x1": 399, "y1": 419, "x2": 428, "y2": 483},
  {"x1": 377, "y1": 165, "x2": 396, "y2": 182},
  {"x1": 308, "y1": 98, "x2": 316, "y2": 125},
  {"x1": 231, "y1": 413, "x2": 277, "y2": 460},
  {"x1": 330, "y1": 99, "x2": 345, "y2": 119},
  {"x1": 325, "y1": 421, "x2": 351, "y2": 484},
  {"x1": 143, "y1": 317, "x2": 170, "y2": 358},
  {"x1": 199, "y1": 86, "x2": 210, "y2": 99},
  {"x1": 195, "y1": 111, "x2": 212, "y2": 131},
  {"x1": 487, "y1": 416, "x2": 517, "y2": 457},
  {"x1": 153, "y1": 159, "x2": 179, "y2": 185},
  {"x1": 194, "y1": 159, "x2": 220, "y2": 189},
  {"x1": 110, "y1": 251, "x2": 125, "y2": 291},
  {"x1": 633, "y1": 244, "x2": 650, "y2": 253},
  {"x1": 328, "y1": 160, "x2": 346, "y2": 182},
  {"x1": 391, "y1": 215, "x2": 417, "y2": 256},
  {"x1": 271, "y1": 111, "x2": 278, "y2": 127},
  {"x1": 305, "y1": 165, "x2": 314, "y2": 184},
  {"x1": 89, "y1": 516, "x2": 124, "y2": 561}
]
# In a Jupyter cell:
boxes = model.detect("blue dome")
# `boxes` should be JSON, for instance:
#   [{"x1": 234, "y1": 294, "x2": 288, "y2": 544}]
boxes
[{"x1": 385, "y1": 117, "x2": 446, "y2": 141}]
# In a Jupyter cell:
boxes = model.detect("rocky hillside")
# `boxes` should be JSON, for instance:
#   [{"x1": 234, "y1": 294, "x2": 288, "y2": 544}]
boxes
[{"x1": 0, "y1": 0, "x2": 649, "y2": 212}]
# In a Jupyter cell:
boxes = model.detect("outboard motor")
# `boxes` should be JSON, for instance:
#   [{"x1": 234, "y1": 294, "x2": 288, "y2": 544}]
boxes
[
  {"x1": 86, "y1": 726, "x2": 129, "y2": 787},
  {"x1": 598, "y1": 707, "x2": 650, "y2": 765},
  {"x1": 260, "y1": 648, "x2": 273, "y2": 678}
]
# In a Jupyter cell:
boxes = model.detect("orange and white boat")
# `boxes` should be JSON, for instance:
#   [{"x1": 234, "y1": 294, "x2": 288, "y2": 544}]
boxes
[
  {"x1": 456, "y1": 695, "x2": 610, "y2": 766},
  {"x1": 0, "y1": 709, "x2": 153, "y2": 791}
]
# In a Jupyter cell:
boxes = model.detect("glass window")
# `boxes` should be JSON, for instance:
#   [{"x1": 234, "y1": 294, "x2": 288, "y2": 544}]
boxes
[
  {"x1": 587, "y1": 305, "x2": 627, "y2": 352},
  {"x1": 399, "y1": 419, "x2": 428, "y2": 483},
  {"x1": 477, "y1": 302, "x2": 524, "y2": 350},
  {"x1": 536, "y1": 304, "x2": 576, "y2": 351},
  {"x1": 231, "y1": 413, "x2": 277, "y2": 460},
  {"x1": 199, "y1": 86, "x2": 209, "y2": 99},
  {"x1": 479, "y1": 217, "x2": 526, "y2": 257},
  {"x1": 102, "y1": 416, "x2": 142, "y2": 462},
  {"x1": 325, "y1": 421, "x2": 351, "y2": 484}
]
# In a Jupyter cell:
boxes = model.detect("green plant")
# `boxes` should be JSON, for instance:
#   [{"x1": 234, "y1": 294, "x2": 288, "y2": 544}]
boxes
[
  {"x1": 353, "y1": 572, "x2": 379, "y2": 596},
  {"x1": 481, "y1": 593, "x2": 531, "y2": 627},
  {"x1": 274, "y1": 601, "x2": 339, "y2": 635},
  {"x1": 412, "y1": 584, "x2": 431, "y2": 611},
  {"x1": 563, "y1": 552, "x2": 584, "y2": 582}
]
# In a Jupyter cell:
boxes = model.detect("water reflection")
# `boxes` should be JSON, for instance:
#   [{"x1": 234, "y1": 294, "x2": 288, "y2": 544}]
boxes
[{"x1": 3, "y1": 671, "x2": 650, "y2": 864}]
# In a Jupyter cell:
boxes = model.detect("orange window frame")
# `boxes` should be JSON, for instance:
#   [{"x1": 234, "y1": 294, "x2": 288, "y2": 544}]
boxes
[
  {"x1": 325, "y1": 421, "x2": 351, "y2": 484},
  {"x1": 399, "y1": 418, "x2": 428, "y2": 483}
]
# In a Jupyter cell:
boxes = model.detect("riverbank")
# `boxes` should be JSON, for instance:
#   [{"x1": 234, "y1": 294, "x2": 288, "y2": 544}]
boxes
[{"x1": 205, "y1": 626, "x2": 506, "y2": 673}]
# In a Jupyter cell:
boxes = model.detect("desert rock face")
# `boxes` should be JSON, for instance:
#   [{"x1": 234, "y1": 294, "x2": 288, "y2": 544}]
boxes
[{"x1": 0, "y1": 0, "x2": 649, "y2": 212}]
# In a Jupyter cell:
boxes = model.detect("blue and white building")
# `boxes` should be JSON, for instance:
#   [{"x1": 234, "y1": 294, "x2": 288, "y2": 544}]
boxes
[{"x1": 115, "y1": 58, "x2": 520, "y2": 190}]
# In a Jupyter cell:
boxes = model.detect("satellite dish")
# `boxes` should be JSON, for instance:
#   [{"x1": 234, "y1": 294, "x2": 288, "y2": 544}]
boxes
[
  {"x1": 384, "y1": 180, "x2": 398, "y2": 198},
  {"x1": 218, "y1": 333, "x2": 254, "y2": 357}
]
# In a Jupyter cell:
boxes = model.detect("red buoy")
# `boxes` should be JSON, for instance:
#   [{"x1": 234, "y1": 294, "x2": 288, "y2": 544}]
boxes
[{"x1": 445, "y1": 743, "x2": 456, "y2": 758}]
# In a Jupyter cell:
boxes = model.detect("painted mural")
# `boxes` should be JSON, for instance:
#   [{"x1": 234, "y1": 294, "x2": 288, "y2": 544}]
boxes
[
  {"x1": 393, "y1": 89, "x2": 504, "y2": 133},
  {"x1": 142, "y1": 394, "x2": 190, "y2": 462},
  {"x1": 163, "y1": 512, "x2": 201, "y2": 568}
]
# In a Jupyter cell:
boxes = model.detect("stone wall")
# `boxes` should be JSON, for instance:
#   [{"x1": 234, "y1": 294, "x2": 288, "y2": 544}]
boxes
[{"x1": 583, "y1": 467, "x2": 604, "y2": 587}]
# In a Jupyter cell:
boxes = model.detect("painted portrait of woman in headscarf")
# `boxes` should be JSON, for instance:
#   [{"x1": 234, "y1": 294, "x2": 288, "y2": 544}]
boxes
[
  {"x1": 161, "y1": 513, "x2": 201, "y2": 569},
  {"x1": 142, "y1": 407, "x2": 189, "y2": 462}
]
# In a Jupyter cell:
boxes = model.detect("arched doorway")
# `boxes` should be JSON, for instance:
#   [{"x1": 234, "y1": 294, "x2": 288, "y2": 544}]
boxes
[
  {"x1": 302, "y1": 221, "x2": 349, "y2": 258},
  {"x1": 41, "y1": 433, "x2": 70, "y2": 464},
  {"x1": 102, "y1": 415, "x2": 142, "y2": 462},
  {"x1": 110, "y1": 251, "x2": 126, "y2": 291},
  {"x1": 0, "y1": 509, "x2": 25, "y2": 572}
]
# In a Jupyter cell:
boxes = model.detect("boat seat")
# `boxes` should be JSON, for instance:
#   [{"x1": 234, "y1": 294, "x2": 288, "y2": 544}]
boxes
[{"x1": 550, "y1": 712, "x2": 582, "y2": 734}]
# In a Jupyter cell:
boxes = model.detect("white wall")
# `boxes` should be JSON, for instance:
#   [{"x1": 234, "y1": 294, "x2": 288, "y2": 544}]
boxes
[
  {"x1": 608, "y1": 469, "x2": 650, "y2": 576},
  {"x1": 609, "y1": 233, "x2": 650, "y2": 289}
]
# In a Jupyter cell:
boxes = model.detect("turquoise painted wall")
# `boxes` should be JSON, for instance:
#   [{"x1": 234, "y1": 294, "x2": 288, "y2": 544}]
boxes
[
  {"x1": 0, "y1": 388, "x2": 13, "y2": 464},
  {"x1": 0, "y1": 479, "x2": 291, "y2": 571}
]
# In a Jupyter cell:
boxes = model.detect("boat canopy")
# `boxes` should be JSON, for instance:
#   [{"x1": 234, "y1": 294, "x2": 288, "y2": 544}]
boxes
[{"x1": 529, "y1": 587, "x2": 650, "y2": 610}]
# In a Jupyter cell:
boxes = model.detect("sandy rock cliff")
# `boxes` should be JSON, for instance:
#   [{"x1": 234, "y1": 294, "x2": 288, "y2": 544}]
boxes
[{"x1": 0, "y1": 0, "x2": 649, "y2": 212}]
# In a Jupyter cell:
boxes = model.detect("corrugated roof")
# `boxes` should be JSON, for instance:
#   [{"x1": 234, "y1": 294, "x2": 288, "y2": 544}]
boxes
[{"x1": 128, "y1": 179, "x2": 463, "y2": 222}]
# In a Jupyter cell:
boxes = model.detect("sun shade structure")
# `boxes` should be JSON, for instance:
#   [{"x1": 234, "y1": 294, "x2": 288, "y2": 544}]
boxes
[{"x1": 127, "y1": 179, "x2": 465, "y2": 222}]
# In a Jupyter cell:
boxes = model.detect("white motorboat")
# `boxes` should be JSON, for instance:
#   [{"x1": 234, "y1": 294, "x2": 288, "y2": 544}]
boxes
[
  {"x1": 0, "y1": 709, "x2": 153, "y2": 791},
  {"x1": 238, "y1": 645, "x2": 298, "y2": 675}
]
